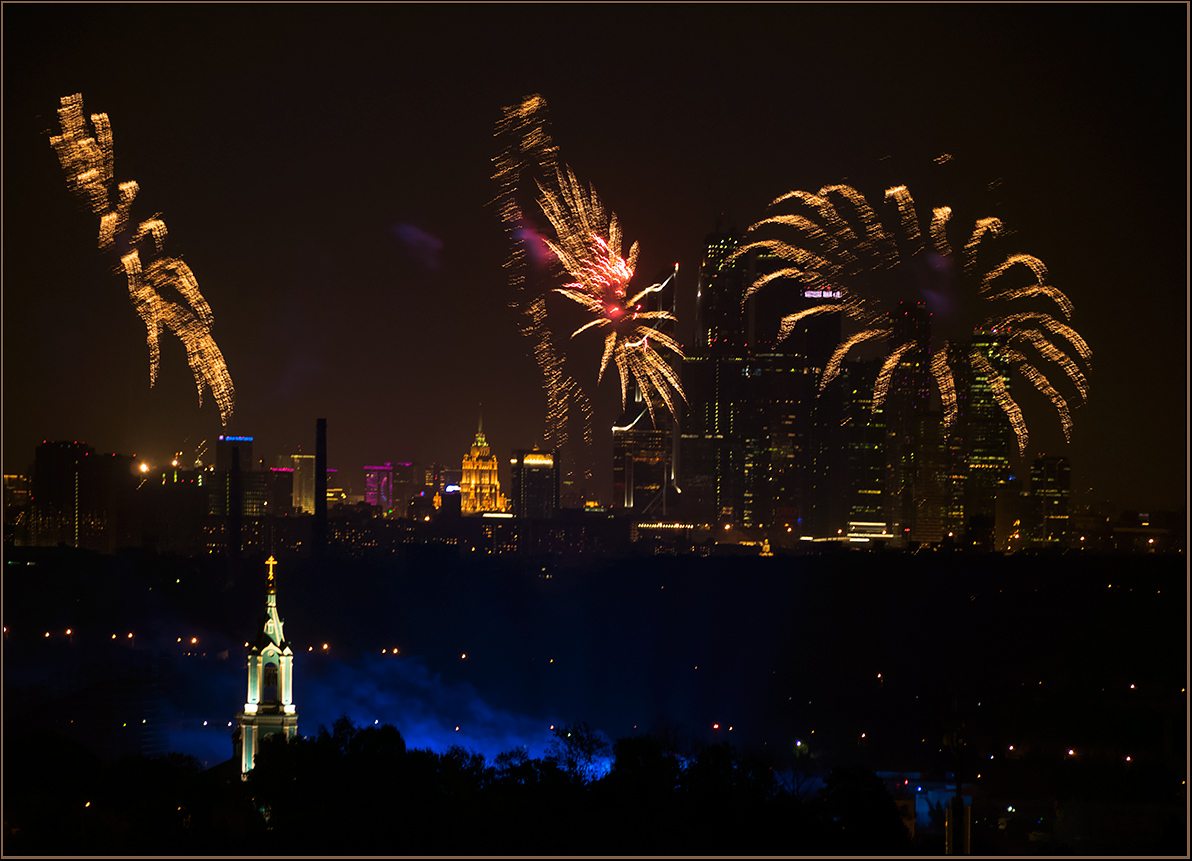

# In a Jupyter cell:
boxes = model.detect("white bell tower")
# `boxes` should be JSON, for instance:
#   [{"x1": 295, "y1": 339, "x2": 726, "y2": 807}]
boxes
[{"x1": 233, "y1": 555, "x2": 298, "y2": 779}]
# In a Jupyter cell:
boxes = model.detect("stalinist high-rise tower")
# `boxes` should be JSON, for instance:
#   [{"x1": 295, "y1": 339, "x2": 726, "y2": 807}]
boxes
[{"x1": 461, "y1": 412, "x2": 506, "y2": 515}]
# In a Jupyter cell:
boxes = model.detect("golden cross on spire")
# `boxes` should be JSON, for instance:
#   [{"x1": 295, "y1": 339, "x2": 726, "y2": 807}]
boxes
[{"x1": 265, "y1": 555, "x2": 278, "y2": 592}]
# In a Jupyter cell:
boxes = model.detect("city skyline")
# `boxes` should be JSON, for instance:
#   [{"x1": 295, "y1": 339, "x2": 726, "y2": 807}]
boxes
[{"x1": 4, "y1": 4, "x2": 1187, "y2": 513}]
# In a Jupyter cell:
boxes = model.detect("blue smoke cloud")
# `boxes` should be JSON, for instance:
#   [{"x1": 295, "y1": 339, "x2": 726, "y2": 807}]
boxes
[
  {"x1": 297, "y1": 652, "x2": 559, "y2": 760},
  {"x1": 163, "y1": 649, "x2": 565, "y2": 767}
]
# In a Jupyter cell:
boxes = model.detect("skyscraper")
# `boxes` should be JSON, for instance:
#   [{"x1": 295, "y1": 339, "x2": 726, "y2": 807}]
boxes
[
  {"x1": 30, "y1": 440, "x2": 138, "y2": 550},
  {"x1": 681, "y1": 229, "x2": 748, "y2": 523},
  {"x1": 681, "y1": 228, "x2": 840, "y2": 531},
  {"x1": 461, "y1": 422, "x2": 506, "y2": 515},
  {"x1": 883, "y1": 302, "x2": 941, "y2": 543},
  {"x1": 959, "y1": 328, "x2": 1015, "y2": 547},
  {"x1": 1028, "y1": 455, "x2": 1071, "y2": 545},
  {"x1": 291, "y1": 454, "x2": 316, "y2": 514},
  {"x1": 216, "y1": 434, "x2": 254, "y2": 473},
  {"x1": 612, "y1": 390, "x2": 671, "y2": 513},
  {"x1": 363, "y1": 463, "x2": 394, "y2": 513},
  {"x1": 510, "y1": 449, "x2": 559, "y2": 519},
  {"x1": 609, "y1": 259, "x2": 681, "y2": 515}
]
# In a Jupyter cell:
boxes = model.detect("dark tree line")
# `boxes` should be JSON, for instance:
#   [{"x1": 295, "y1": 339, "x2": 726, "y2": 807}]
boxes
[{"x1": 3, "y1": 719, "x2": 913, "y2": 855}]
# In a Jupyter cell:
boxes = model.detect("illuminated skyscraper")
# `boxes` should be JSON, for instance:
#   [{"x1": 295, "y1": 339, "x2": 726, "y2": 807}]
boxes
[
  {"x1": 510, "y1": 448, "x2": 559, "y2": 519},
  {"x1": 884, "y1": 302, "x2": 943, "y2": 544},
  {"x1": 959, "y1": 328, "x2": 1015, "y2": 546},
  {"x1": 233, "y1": 556, "x2": 298, "y2": 780},
  {"x1": 613, "y1": 387, "x2": 671, "y2": 513},
  {"x1": 682, "y1": 228, "x2": 839, "y2": 530},
  {"x1": 814, "y1": 358, "x2": 891, "y2": 539},
  {"x1": 461, "y1": 421, "x2": 506, "y2": 515},
  {"x1": 364, "y1": 463, "x2": 394, "y2": 513},
  {"x1": 291, "y1": 454, "x2": 316, "y2": 515},
  {"x1": 1028, "y1": 455, "x2": 1071, "y2": 545},
  {"x1": 210, "y1": 434, "x2": 266, "y2": 520},
  {"x1": 216, "y1": 435, "x2": 254, "y2": 473},
  {"x1": 613, "y1": 261, "x2": 679, "y2": 515}
]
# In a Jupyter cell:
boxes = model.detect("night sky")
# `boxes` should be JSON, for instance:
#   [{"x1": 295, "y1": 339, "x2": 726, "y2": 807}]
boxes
[{"x1": 4, "y1": 4, "x2": 1187, "y2": 512}]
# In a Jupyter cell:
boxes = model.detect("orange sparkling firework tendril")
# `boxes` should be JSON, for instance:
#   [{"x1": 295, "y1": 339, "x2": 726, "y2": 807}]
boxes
[
  {"x1": 739, "y1": 177, "x2": 1090, "y2": 451},
  {"x1": 51, "y1": 94, "x2": 234, "y2": 425},
  {"x1": 526, "y1": 119, "x2": 685, "y2": 423},
  {"x1": 494, "y1": 96, "x2": 594, "y2": 467}
]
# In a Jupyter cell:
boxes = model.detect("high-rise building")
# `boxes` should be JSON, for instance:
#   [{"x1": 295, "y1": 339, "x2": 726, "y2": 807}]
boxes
[
  {"x1": 959, "y1": 328, "x2": 1015, "y2": 547},
  {"x1": 819, "y1": 358, "x2": 891, "y2": 539},
  {"x1": 363, "y1": 463, "x2": 395, "y2": 513},
  {"x1": 681, "y1": 230, "x2": 748, "y2": 523},
  {"x1": 694, "y1": 229, "x2": 749, "y2": 354},
  {"x1": 1028, "y1": 455, "x2": 1071, "y2": 545},
  {"x1": 216, "y1": 435, "x2": 254, "y2": 473},
  {"x1": 603, "y1": 257, "x2": 683, "y2": 516},
  {"x1": 291, "y1": 454, "x2": 316, "y2": 514},
  {"x1": 612, "y1": 391, "x2": 671, "y2": 513},
  {"x1": 681, "y1": 229, "x2": 840, "y2": 531},
  {"x1": 209, "y1": 435, "x2": 266, "y2": 519},
  {"x1": 233, "y1": 556, "x2": 298, "y2": 779},
  {"x1": 883, "y1": 302, "x2": 936, "y2": 543},
  {"x1": 30, "y1": 440, "x2": 138, "y2": 550},
  {"x1": 390, "y1": 462, "x2": 419, "y2": 518},
  {"x1": 461, "y1": 422, "x2": 506, "y2": 515},
  {"x1": 510, "y1": 448, "x2": 559, "y2": 519}
]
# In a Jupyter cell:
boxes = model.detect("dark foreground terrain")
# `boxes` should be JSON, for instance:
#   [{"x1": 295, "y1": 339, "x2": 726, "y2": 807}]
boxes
[{"x1": 4, "y1": 545, "x2": 1187, "y2": 853}]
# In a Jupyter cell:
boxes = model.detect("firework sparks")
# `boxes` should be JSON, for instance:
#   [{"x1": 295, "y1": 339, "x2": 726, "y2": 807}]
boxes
[
  {"x1": 537, "y1": 167, "x2": 685, "y2": 424},
  {"x1": 494, "y1": 96, "x2": 593, "y2": 467},
  {"x1": 733, "y1": 179, "x2": 1089, "y2": 455},
  {"x1": 494, "y1": 95, "x2": 685, "y2": 437},
  {"x1": 50, "y1": 94, "x2": 235, "y2": 425}
]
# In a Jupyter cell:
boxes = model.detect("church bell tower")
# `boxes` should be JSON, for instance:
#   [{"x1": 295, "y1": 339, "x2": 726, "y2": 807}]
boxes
[{"x1": 233, "y1": 555, "x2": 298, "y2": 779}]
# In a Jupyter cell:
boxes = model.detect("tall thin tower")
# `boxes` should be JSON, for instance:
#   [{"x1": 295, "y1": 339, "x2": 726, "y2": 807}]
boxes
[{"x1": 233, "y1": 556, "x2": 298, "y2": 779}]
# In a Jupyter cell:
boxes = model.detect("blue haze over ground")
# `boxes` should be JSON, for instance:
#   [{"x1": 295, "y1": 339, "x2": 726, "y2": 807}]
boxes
[{"x1": 4, "y1": 546, "x2": 1185, "y2": 779}]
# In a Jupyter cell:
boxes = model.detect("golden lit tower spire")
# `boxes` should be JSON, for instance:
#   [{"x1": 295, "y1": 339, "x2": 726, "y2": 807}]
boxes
[{"x1": 461, "y1": 411, "x2": 507, "y2": 515}]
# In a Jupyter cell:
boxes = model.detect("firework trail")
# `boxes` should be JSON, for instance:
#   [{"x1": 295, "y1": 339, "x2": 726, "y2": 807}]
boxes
[
  {"x1": 50, "y1": 94, "x2": 235, "y2": 425},
  {"x1": 494, "y1": 95, "x2": 593, "y2": 467},
  {"x1": 731, "y1": 178, "x2": 1089, "y2": 455},
  {"x1": 494, "y1": 95, "x2": 685, "y2": 432}
]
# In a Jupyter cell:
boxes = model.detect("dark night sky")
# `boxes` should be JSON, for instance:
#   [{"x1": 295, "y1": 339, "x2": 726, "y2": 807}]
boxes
[{"x1": 3, "y1": 4, "x2": 1187, "y2": 512}]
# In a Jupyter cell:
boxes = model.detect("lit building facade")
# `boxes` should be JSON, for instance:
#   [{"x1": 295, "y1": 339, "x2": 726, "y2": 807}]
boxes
[
  {"x1": 1028, "y1": 455, "x2": 1071, "y2": 545},
  {"x1": 681, "y1": 229, "x2": 840, "y2": 531},
  {"x1": 612, "y1": 391, "x2": 671, "y2": 514},
  {"x1": 216, "y1": 434, "x2": 254, "y2": 473},
  {"x1": 510, "y1": 449, "x2": 559, "y2": 519},
  {"x1": 461, "y1": 429, "x2": 506, "y2": 515},
  {"x1": 291, "y1": 454, "x2": 316, "y2": 515},
  {"x1": 30, "y1": 440, "x2": 138, "y2": 550},
  {"x1": 364, "y1": 463, "x2": 395, "y2": 513},
  {"x1": 959, "y1": 328, "x2": 1015, "y2": 547},
  {"x1": 233, "y1": 556, "x2": 297, "y2": 780}
]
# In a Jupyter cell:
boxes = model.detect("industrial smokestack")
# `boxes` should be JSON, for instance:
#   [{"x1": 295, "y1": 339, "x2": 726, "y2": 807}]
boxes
[
  {"x1": 314, "y1": 418, "x2": 327, "y2": 555},
  {"x1": 228, "y1": 445, "x2": 243, "y2": 561}
]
